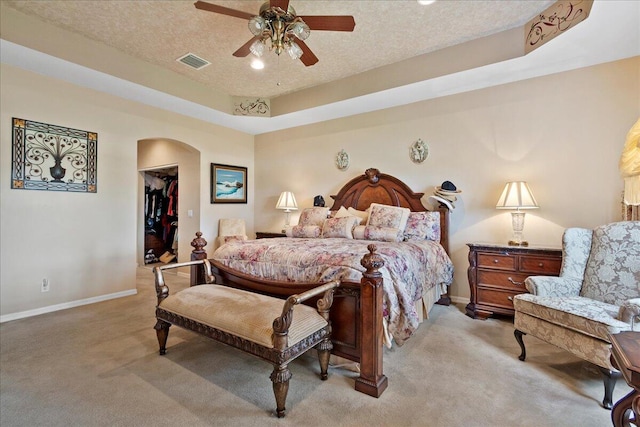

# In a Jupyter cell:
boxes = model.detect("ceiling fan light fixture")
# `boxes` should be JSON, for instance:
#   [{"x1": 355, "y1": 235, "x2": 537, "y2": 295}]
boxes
[
  {"x1": 285, "y1": 41, "x2": 303, "y2": 60},
  {"x1": 249, "y1": 39, "x2": 266, "y2": 57},
  {"x1": 290, "y1": 21, "x2": 310, "y2": 41},
  {"x1": 248, "y1": 16, "x2": 266, "y2": 36}
]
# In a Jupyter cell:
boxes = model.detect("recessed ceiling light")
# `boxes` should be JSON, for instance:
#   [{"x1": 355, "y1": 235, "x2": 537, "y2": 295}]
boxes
[
  {"x1": 417, "y1": 0, "x2": 436, "y2": 5},
  {"x1": 251, "y1": 59, "x2": 264, "y2": 70}
]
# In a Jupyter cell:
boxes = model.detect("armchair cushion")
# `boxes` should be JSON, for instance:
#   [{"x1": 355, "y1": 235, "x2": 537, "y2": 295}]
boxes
[
  {"x1": 581, "y1": 222, "x2": 640, "y2": 305},
  {"x1": 514, "y1": 294, "x2": 631, "y2": 342}
]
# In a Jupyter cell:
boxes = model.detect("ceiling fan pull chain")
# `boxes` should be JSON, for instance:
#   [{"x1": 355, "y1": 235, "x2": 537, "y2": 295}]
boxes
[{"x1": 277, "y1": 54, "x2": 281, "y2": 86}]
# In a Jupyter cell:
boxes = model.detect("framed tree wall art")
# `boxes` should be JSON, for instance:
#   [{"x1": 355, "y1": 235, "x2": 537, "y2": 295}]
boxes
[
  {"x1": 11, "y1": 118, "x2": 98, "y2": 192},
  {"x1": 211, "y1": 163, "x2": 247, "y2": 203}
]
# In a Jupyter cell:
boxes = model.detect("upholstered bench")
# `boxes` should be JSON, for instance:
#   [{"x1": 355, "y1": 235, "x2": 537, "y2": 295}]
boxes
[{"x1": 153, "y1": 259, "x2": 339, "y2": 418}]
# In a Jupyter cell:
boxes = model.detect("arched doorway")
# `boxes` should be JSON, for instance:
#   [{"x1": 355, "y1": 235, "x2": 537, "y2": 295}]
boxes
[{"x1": 137, "y1": 138, "x2": 200, "y2": 266}]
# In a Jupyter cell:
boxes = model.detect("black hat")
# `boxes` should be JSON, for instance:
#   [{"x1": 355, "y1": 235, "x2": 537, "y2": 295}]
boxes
[{"x1": 441, "y1": 181, "x2": 457, "y2": 191}]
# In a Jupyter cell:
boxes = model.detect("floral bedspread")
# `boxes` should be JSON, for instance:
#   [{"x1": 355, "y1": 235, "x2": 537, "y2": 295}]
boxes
[{"x1": 212, "y1": 238, "x2": 453, "y2": 345}]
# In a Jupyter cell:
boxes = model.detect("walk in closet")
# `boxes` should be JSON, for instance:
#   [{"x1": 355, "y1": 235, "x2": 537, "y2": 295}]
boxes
[{"x1": 143, "y1": 166, "x2": 178, "y2": 264}]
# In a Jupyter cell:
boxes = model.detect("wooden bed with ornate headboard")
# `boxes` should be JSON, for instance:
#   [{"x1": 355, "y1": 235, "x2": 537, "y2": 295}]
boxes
[{"x1": 188, "y1": 168, "x2": 452, "y2": 398}]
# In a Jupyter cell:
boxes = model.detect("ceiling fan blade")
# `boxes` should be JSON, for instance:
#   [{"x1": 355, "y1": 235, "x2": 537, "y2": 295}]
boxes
[
  {"x1": 299, "y1": 16, "x2": 356, "y2": 32},
  {"x1": 270, "y1": 0, "x2": 290, "y2": 11},
  {"x1": 194, "y1": 1, "x2": 254, "y2": 20},
  {"x1": 297, "y1": 40, "x2": 319, "y2": 66},
  {"x1": 232, "y1": 36, "x2": 260, "y2": 57}
]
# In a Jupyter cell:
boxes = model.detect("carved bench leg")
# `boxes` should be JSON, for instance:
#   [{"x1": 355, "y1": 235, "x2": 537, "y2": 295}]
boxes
[
  {"x1": 270, "y1": 364, "x2": 292, "y2": 418},
  {"x1": 316, "y1": 337, "x2": 333, "y2": 380},
  {"x1": 154, "y1": 319, "x2": 171, "y2": 355},
  {"x1": 514, "y1": 329, "x2": 527, "y2": 361},
  {"x1": 600, "y1": 367, "x2": 622, "y2": 410}
]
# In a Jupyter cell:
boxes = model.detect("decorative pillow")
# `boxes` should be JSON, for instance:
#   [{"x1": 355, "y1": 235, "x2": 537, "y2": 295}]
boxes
[
  {"x1": 403, "y1": 211, "x2": 441, "y2": 241},
  {"x1": 322, "y1": 216, "x2": 360, "y2": 239},
  {"x1": 366, "y1": 203, "x2": 410, "y2": 232},
  {"x1": 347, "y1": 207, "x2": 369, "y2": 223},
  {"x1": 353, "y1": 225, "x2": 403, "y2": 242},
  {"x1": 298, "y1": 207, "x2": 330, "y2": 227},
  {"x1": 333, "y1": 206, "x2": 351, "y2": 218},
  {"x1": 290, "y1": 225, "x2": 322, "y2": 238}
]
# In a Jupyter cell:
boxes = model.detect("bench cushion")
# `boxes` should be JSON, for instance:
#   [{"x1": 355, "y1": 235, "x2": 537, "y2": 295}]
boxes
[
  {"x1": 159, "y1": 285, "x2": 328, "y2": 348},
  {"x1": 514, "y1": 294, "x2": 631, "y2": 342}
]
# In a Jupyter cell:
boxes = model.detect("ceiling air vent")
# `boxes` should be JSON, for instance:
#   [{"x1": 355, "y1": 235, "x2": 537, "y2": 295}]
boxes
[{"x1": 176, "y1": 53, "x2": 211, "y2": 70}]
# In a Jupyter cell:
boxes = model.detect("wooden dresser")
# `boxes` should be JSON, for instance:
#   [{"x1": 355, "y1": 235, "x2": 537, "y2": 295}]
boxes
[{"x1": 466, "y1": 243, "x2": 562, "y2": 319}]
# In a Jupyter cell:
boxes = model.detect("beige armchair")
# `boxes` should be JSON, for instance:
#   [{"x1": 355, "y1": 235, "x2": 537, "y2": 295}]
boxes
[
  {"x1": 513, "y1": 222, "x2": 640, "y2": 409},
  {"x1": 216, "y1": 218, "x2": 247, "y2": 248}
]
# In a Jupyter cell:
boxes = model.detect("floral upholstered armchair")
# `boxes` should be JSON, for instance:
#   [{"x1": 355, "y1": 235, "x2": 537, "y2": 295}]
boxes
[
  {"x1": 216, "y1": 218, "x2": 247, "y2": 248},
  {"x1": 513, "y1": 221, "x2": 640, "y2": 409}
]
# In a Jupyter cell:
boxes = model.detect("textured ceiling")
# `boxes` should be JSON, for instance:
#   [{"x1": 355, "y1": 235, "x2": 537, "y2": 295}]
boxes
[{"x1": 2, "y1": 0, "x2": 555, "y2": 99}]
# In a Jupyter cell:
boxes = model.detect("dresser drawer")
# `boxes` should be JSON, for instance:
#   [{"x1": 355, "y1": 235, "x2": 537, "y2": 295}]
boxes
[
  {"x1": 477, "y1": 270, "x2": 528, "y2": 290},
  {"x1": 477, "y1": 253, "x2": 516, "y2": 271},
  {"x1": 467, "y1": 243, "x2": 562, "y2": 320},
  {"x1": 476, "y1": 287, "x2": 522, "y2": 311},
  {"x1": 519, "y1": 256, "x2": 562, "y2": 275}
]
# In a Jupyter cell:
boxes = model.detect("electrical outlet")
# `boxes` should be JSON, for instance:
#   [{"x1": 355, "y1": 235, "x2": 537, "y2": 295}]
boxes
[{"x1": 41, "y1": 278, "x2": 50, "y2": 292}]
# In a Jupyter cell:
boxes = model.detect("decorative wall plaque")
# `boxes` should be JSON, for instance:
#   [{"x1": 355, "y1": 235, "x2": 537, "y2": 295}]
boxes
[
  {"x1": 11, "y1": 118, "x2": 97, "y2": 192},
  {"x1": 233, "y1": 97, "x2": 271, "y2": 116},
  {"x1": 336, "y1": 149, "x2": 350, "y2": 171},
  {"x1": 524, "y1": 0, "x2": 593, "y2": 54},
  {"x1": 410, "y1": 138, "x2": 429, "y2": 163}
]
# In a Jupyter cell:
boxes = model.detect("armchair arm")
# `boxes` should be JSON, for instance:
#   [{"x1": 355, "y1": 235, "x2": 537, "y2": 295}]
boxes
[
  {"x1": 525, "y1": 276, "x2": 582, "y2": 297},
  {"x1": 272, "y1": 280, "x2": 340, "y2": 350},
  {"x1": 153, "y1": 259, "x2": 215, "y2": 304},
  {"x1": 618, "y1": 298, "x2": 640, "y2": 330}
]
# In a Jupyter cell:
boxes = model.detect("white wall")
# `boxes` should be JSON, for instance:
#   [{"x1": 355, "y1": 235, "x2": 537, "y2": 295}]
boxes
[
  {"x1": 254, "y1": 57, "x2": 640, "y2": 301},
  {"x1": 0, "y1": 63, "x2": 254, "y2": 318}
]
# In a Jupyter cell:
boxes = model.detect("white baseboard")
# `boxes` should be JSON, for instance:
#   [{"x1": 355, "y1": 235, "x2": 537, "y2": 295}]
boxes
[
  {"x1": 0, "y1": 289, "x2": 137, "y2": 323},
  {"x1": 449, "y1": 295, "x2": 467, "y2": 305}
]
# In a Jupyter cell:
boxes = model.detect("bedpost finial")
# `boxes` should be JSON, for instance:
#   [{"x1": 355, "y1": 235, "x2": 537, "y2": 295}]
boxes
[
  {"x1": 191, "y1": 232, "x2": 207, "y2": 253},
  {"x1": 361, "y1": 244, "x2": 384, "y2": 276}
]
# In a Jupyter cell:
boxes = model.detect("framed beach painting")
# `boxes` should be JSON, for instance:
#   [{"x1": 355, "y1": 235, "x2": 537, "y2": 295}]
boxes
[{"x1": 211, "y1": 163, "x2": 247, "y2": 203}]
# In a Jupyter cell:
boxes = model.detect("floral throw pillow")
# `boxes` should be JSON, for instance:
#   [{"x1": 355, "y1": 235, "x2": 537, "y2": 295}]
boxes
[
  {"x1": 353, "y1": 225, "x2": 403, "y2": 242},
  {"x1": 298, "y1": 207, "x2": 330, "y2": 227},
  {"x1": 290, "y1": 225, "x2": 322, "y2": 238},
  {"x1": 366, "y1": 203, "x2": 410, "y2": 232},
  {"x1": 403, "y1": 211, "x2": 441, "y2": 241},
  {"x1": 322, "y1": 216, "x2": 360, "y2": 239}
]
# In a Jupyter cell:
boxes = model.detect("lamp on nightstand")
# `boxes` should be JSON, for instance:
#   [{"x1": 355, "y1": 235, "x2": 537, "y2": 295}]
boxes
[
  {"x1": 276, "y1": 191, "x2": 298, "y2": 232},
  {"x1": 496, "y1": 181, "x2": 539, "y2": 246}
]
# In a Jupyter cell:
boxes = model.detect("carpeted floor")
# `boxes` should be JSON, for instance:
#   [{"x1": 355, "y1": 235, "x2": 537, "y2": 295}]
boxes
[{"x1": 0, "y1": 267, "x2": 630, "y2": 426}]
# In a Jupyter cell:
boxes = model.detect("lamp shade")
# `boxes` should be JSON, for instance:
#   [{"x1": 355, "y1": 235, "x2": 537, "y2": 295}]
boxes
[
  {"x1": 276, "y1": 191, "x2": 298, "y2": 211},
  {"x1": 496, "y1": 182, "x2": 539, "y2": 210}
]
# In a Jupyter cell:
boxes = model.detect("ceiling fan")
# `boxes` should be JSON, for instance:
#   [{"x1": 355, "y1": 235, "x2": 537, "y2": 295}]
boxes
[{"x1": 194, "y1": 0, "x2": 356, "y2": 66}]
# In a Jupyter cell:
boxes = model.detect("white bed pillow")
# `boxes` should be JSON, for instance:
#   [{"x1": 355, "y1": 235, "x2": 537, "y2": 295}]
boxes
[
  {"x1": 403, "y1": 211, "x2": 441, "y2": 241},
  {"x1": 347, "y1": 207, "x2": 369, "y2": 223},
  {"x1": 322, "y1": 216, "x2": 360, "y2": 239},
  {"x1": 366, "y1": 203, "x2": 410, "y2": 232}
]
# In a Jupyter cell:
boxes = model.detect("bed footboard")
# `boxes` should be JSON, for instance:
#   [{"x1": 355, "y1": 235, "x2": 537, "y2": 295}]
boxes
[{"x1": 188, "y1": 233, "x2": 388, "y2": 398}]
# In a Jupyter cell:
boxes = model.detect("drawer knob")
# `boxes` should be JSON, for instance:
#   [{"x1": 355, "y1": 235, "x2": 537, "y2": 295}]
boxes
[
  {"x1": 493, "y1": 259, "x2": 499, "y2": 264},
  {"x1": 538, "y1": 262, "x2": 544, "y2": 267},
  {"x1": 508, "y1": 277, "x2": 524, "y2": 286}
]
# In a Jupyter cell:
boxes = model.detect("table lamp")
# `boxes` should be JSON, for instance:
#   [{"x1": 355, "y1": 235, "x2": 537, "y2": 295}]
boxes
[
  {"x1": 496, "y1": 181, "x2": 539, "y2": 246},
  {"x1": 276, "y1": 191, "x2": 298, "y2": 232}
]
